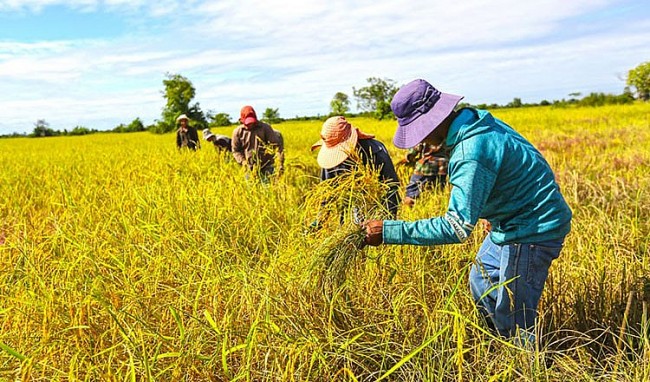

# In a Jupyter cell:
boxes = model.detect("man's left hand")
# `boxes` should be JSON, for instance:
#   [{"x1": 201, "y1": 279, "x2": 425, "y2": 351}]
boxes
[{"x1": 363, "y1": 220, "x2": 384, "y2": 247}]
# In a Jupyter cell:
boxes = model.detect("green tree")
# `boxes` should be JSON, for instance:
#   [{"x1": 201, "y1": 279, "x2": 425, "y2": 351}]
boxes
[
  {"x1": 263, "y1": 107, "x2": 282, "y2": 124},
  {"x1": 126, "y1": 118, "x2": 145, "y2": 132},
  {"x1": 114, "y1": 118, "x2": 146, "y2": 133},
  {"x1": 578, "y1": 92, "x2": 634, "y2": 107},
  {"x1": 507, "y1": 97, "x2": 523, "y2": 108},
  {"x1": 627, "y1": 61, "x2": 650, "y2": 101},
  {"x1": 155, "y1": 73, "x2": 207, "y2": 133},
  {"x1": 353, "y1": 77, "x2": 398, "y2": 120},
  {"x1": 209, "y1": 112, "x2": 232, "y2": 127},
  {"x1": 70, "y1": 126, "x2": 92, "y2": 135},
  {"x1": 330, "y1": 92, "x2": 350, "y2": 116},
  {"x1": 31, "y1": 119, "x2": 56, "y2": 137}
]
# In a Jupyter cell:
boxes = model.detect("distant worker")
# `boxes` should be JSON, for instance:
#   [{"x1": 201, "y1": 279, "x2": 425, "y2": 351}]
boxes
[
  {"x1": 311, "y1": 116, "x2": 400, "y2": 220},
  {"x1": 363, "y1": 79, "x2": 572, "y2": 344},
  {"x1": 176, "y1": 114, "x2": 200, "y2": 151},
  {"x1": 202, "y1": 129, "x2": 232, "y2": 151},
  {"x1": 401, "y1": 141, "x2": 449, "y2": 207},
  {"x1": 232, "y1": 106, "x2": 283, "y2": 180}
]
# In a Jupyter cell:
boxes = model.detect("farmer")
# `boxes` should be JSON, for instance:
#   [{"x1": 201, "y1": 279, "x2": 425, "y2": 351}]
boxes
[
  {"x1": 176, "y1": 114, "x2": 200, "y2": 151},
  {"x1": 231, "y1": 105, "x2": 283, "y2": 180},
  {"x1": 400, "y1": 141, "x2": 449, "y2": 207},
  {"x1": 202, "y1": 128, "x2": 232, "y2": 151},
  {"x1": 311, "y1": 116, "x2": 400, "y2": 220},
  {"x1": 363, "y1": 79, "x2": 572, "y2": 343}
]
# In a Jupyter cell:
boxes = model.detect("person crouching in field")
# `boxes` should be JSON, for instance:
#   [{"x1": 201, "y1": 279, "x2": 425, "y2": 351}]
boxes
[
  {"x1": 202, "y1": 129, "x2": 232, "y2": 151},
  {"x1": 400, "y1": 141, "x2": 449, "y2": 207},
  {"x1": 311, "y1": 116, "x2": 401, "y2": 222},
  {"x1": 363, "y1": 79, "x2": 572, "y2": 345},
  {"x1": 231, "y1": 105, "x2": 283, "y2": 181},
  {"x1": 176, "y1": 114, "x2": 200, "y2": 151}
]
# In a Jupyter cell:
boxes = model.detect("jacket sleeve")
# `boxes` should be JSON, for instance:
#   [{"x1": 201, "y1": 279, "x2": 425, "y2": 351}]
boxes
[
  {"x1": 176, "y1": 130, "x2": 181, "y2": 148},
  {"x1": 377, "y1": 152, "x2": 401, "y2": 219},
  {"x1": 265, "y1": 126, "x2": 282, "y2": 147},
  {"x1": 383, "y1": 159, "x2": 496, "y2": 245},
  {"x1": 191, "y1": 128, "x2": 200, "y2": 149},
  {"x1": 231, "y1": 129, "x2": 246, "y2": 165}
]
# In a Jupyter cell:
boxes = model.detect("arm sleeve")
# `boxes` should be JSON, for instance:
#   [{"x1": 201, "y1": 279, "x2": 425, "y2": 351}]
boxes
[
  {"x1": 406, "y1": 147, "x2": 418, "y2": 163},
  {"x1": 265, "y1": 126, "x2": 281, "y2": 146},
  {"x1": 176, "y1": 131, "x2": 181, "y2": 148},
  {"x1": 192, "y1": 129, "x2": 200, "y2": 149},
  {"x1": 231, "y1": 130, "x2": 245, "y2": 165},
  {"x1": 383, "y1": 160, "x2": 497, "y2": 245},
  {"x1": 377, "y1": 154, "x2": 401, "y2": 219}
]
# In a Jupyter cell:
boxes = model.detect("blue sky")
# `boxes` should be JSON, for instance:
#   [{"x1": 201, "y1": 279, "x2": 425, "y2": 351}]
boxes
[{"x1": 0, "y1": 0, "x2": 648, "y2": 134}]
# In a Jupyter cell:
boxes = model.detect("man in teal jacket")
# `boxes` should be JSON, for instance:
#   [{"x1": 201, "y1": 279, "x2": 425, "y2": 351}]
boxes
[{"x1": 363, "y1": 79, "x2": 572, "y2": 343}]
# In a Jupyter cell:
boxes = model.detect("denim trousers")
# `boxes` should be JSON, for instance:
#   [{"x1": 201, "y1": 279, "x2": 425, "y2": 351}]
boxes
[
  {"x1": 469, "y1": 235, "x2": 564, "y2": 341},
  {"x1": 405, "y1": 174, "x2": 446, "y2": 199}
]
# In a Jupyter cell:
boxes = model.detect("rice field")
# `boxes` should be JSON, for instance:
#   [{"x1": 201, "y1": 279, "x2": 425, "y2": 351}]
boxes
[{"x1": 1, "y1": 103, "x2": 649, "y2": 380}]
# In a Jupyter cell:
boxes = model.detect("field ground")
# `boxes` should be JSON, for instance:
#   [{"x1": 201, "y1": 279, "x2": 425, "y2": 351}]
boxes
[{"x1": 1, "y1": 104, "x2": 649, "y2": 380}]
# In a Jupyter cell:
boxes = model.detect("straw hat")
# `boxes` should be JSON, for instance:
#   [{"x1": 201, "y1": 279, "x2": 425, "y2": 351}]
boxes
[
  {"x1": 202, "y1": 129, "x2": 215, "y2": 140},
  {"x1": 311, "y1": 116, "x2": 374, "y2": 169}
]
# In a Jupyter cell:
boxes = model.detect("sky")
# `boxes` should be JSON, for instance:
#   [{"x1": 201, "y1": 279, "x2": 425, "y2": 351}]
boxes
[{"x1": 0, "y1": 0, "x2": 649, "y2": 135}]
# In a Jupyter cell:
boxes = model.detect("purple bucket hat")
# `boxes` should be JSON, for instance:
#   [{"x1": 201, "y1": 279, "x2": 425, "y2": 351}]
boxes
[{"x1": 391, "y1": 79, "x2": 464, "y2": 149}]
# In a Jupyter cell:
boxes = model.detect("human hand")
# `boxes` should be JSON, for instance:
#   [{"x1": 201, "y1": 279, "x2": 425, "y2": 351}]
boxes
[
  {"x1": 363, "y1": 220, "x2": 383, "y2": 247},
  {"x1": 481, "y1": 219, "x2": 492, "y2": 233}
]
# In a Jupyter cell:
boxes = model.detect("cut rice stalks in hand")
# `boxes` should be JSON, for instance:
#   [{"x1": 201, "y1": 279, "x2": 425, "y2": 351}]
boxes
[{"x1": 310, "y1": 224, "x2": 368, "y2": 328}]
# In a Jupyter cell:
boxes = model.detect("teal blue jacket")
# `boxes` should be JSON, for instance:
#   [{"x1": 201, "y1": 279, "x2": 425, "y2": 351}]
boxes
[{"x1": 383, "y1": 108, "x2": 572, "y2": 245}]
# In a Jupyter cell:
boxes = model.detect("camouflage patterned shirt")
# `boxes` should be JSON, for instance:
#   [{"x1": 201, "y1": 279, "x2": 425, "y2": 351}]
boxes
[{"x1": 406, "y1": 143, "x2": 448, "y2": 176}]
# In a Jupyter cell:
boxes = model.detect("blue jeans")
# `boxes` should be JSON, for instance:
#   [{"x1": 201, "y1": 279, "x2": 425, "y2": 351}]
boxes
[
  {"x1": 405, "y1": 174, "x2": 446, "y2": 199},
  {"x1": 469, "y1": 236, "x2": 564, "y2": 341}
]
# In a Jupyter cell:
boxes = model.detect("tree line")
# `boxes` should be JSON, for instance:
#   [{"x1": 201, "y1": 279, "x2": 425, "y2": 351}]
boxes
[{"x1": 4, "y1": 61, "x2": 649, "y2": 138}]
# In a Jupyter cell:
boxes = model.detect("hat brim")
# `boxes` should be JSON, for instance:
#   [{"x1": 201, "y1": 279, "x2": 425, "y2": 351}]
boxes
[
  {"x1": 392, "y1": 92, "x2": 464, "y2": 149},
  {"x1": 313, "y1": 127, "x2": 359, "y2": 169},
  {"x1": 311, "y1": 129, "x2": 373, "y2": 151}
]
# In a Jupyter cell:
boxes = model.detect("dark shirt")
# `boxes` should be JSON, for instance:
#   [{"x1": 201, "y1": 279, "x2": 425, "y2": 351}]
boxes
[
  {"x1": 212, "y1": 135, "x2": 232, "y2": 151},
  {"x1": 176, "y1": 126, "x2": 200, "y2": 150},
  {"x1": 320, "y1": 138, "x2": 401, "y2": 218}
]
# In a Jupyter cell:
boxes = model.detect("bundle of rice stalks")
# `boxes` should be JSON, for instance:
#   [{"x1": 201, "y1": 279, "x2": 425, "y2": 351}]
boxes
[
  {"x1": 301, "y1": 155, "x2": 395, "y2": 327},
  {"x1": 309, "y1": 224, "x2": 367, "y2": 329},
  {"x1": 318, "y1": 224, "x2": 367, "y2": 291}
]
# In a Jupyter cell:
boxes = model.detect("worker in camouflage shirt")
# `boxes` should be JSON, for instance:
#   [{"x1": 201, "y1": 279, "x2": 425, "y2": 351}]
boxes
[{"x1": 402, "y1": 142, "x2": 449, "y2": 207}]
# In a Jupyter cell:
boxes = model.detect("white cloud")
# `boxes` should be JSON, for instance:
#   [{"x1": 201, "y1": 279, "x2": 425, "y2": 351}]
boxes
[{"x1": 0, "y1": 0, "x2": 647, "y2": 134}]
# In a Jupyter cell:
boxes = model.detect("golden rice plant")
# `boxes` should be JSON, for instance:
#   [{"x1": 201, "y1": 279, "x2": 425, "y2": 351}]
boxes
[
  {"x1": 0, "y1": 104, "x2": 649, "y2": 380},
  {"x1": 300, "y1": 153, "x2": 397, "y2": 329}
]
